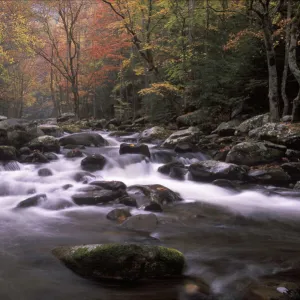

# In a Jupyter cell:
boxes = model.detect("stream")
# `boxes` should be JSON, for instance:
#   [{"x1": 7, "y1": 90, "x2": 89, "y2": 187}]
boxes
[{"x1": 1, "y1": 131, "x2": 300, "y2": 300}]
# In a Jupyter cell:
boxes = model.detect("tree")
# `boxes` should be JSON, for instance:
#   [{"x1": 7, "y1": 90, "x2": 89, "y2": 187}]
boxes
[{"x1": 248, "y1": 0, "x2": 283, "y2": 122}]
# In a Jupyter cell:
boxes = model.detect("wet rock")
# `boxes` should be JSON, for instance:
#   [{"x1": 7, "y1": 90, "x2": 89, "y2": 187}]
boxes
[
  {"x1": 121, "y1": 214, "x2": 158, "y2": 232},
  {"x1": 21, "y1": 151, "x2": 49, "y2": 164},
  {"x1": 63, "y1": 144, "x2": 85, "y2": 150},
  {"x1": 127, "y1": 184, "x2": 182, "y2": 209},
  {"x1": 38, "y1": 168, "x2": 53, "y2": 177},
  {"x1": 73, "y1": 171, "x2": 96, "y2": 183},
  {"x1": 162, "y1": 127, "x2": 201, "y2": 149},
  {"x1": 52, "y1": 243, "x2": 185, "y2": 282},
  {"x1": 59, "y1": 132, "x2": 109, "y2": 147},
  {"x1": 158, "y1": 162, "x2": 187, "y2": 180},
  {"x1": 57, "y1": 112, "x2": 76, "y2": 123},
  {"x1": 144, "y1": 202, "x2": 163, "y2": 212},
  {"x1": 151, "y1": 149, "x2": 174, "y2": 163},
  {"x1": 72, "y1": 189, "x2": 123, "y2": 205},
  {"x1": 119, "y1": 143, "x2": 150, "y2": 158},
  {"x1": 0, "y1": 128, "x2": 8, "y2": 145},
  {"x1": 249, "y1": 122, "x2": 300, "y2": 150},
  {"x1": 281, "y1": 163, "x2": 300, "y2": 181},
  {"x1": 0, "y1": 146, "x2": 17, "y2": 161},
  {"x1": 212, "y1": 179, "x2": 241, "y2": 191},
  {"x1": 44, "y1": 152, "x2": 59, "y2": 161},
  {"x1": 235, "y1": 113, "x2": 270, "y2": 135},
  {"x1": 248, "y1": 167, "x2": 291, "y2": 186},
  {"x1": 174, "y1": 142, "x2": 198, "y2": 153},
  {"x1": 65, "y1": 149, "x2": 83, "y2": 158},
  {"x1": 117, "y1": 195, "x2": 137, "y2": 207},
  {"x1": 0, "y1": 115, "x2": 7, "y2": 121},
  {"x1": 16, "y1": 194, "x2": 47, "y2": 209},
  {"x1": 42, "y1": 199, "x2": 73, "y2": 210},
  {"x1": 89, "y1": 180, "x2": 126, "y2": 191},
  {"x1": 226, "y1": 142, "x2": 286, "y2": 166},
  {"x1": 27, "y1": 135, "x2": 60, "y2": 153},
  {"x1": 189, "y1": 160, "x2": 248, "y2": 182},
  {"x1": 1, "y1": 161, "x2": 20, "y2": 171},
  {"x1": 139, "y1": 126, "x2": 171, "y2": 143},
  {"x1": 62, "y1": 184, "x2": 73, "y2": 190},
  {"x1": 19, "y1": 147, "x2": 31, "y2": 155},
  {"x1": 81, "y1": 154, "x2": 107, "y2": 172},
  {"x1": 106, "y1": 208, "x2": 131, "y2": 222},
  {"x1": 38, "y1": 124, "x2": 64, "y2": 137},
  {"x1": 212, "y1": 119, "x2": 241, "y2": 136}
]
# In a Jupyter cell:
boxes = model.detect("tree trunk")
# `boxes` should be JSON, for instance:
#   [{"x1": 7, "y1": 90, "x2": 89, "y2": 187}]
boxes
[
  {"x1": 289, "y1": 21, "x2": 300, "y2": 122},
  {"x1": 72, "y1": 82, "x2": 80, "y2": 119},
  {"x1": 281, "y1": 0, "x2": 291, "y2": 117},
  {"x1": 262, "y1": 17, "x2": 280, "y2": 121}
]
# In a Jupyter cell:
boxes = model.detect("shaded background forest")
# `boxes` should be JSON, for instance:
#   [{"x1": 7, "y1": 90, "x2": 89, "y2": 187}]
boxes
[{"x1": 0, "y1": 0, "x2": 299, "y2": 125}]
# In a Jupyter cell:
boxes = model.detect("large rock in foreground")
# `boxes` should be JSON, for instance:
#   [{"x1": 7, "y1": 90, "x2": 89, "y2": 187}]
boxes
[
  {"x1": 60, "y1": 132, "x2": 109, "y2": 147},
  {"x1": 189, "y1": 160, "x2": 248, "y2": 182},
  {"x1": 52, "y1": 244, "x2": 185, "y2": 282},
  {"x1": 81, "y1": 154, "x2": 107, "y2": 172},
  {"x1": 226, "y1": 142, "x2": 286, "y2": 166}
]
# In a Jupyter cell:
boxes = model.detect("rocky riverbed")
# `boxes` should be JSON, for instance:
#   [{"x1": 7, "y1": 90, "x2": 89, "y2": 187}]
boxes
[{"x1": 0, "y1": 114, "x2": 300, "y2": 299}]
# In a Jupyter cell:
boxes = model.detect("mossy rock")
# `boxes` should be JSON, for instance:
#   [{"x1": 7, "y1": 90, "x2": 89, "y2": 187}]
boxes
[
  {"x1": 61, "y1": 124, "x2": 82, "y2": 134},
  {"x1": 52, "y1": 243, "x2": 185, "y2": 282}
]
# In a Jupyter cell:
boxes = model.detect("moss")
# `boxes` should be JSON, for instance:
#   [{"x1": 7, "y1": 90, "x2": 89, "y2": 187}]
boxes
[
  {"x1": 61, "y1": 124, "x2": 82, "y2": 134},
  {"x1": 53, "y1": 244, "x2": 185, "y2": 282}
]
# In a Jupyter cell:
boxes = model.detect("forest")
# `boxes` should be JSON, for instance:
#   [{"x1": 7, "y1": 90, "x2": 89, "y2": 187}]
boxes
[{"x1": 0, "y1": 0, "x2": 299, "y2": 124}]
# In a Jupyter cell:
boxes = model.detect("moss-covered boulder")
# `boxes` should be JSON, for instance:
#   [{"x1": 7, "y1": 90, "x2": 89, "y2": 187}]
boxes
[
  {"x1": 27, "y1": 135, "x2": 60, "y2": 153},
  {"x1": 0, "y1": 146, "x2": 17, "y2": 161},
  {"x1": 38, "y1": 124, "x2": 64, "y2": 138},
  {"x1": 52, "y1": 244, "x2": 185, "y2": 282},
  {"x1": 61, "y1": 124, "x2": 82, "y2": 134},
  {"x1": 235, "y1": 113, "x2": 270, "y2": 135}
]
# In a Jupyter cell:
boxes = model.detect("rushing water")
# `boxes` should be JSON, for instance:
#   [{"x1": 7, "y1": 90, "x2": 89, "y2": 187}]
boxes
[{"x1": 0, "y1": 131, "x2": 300, "y2": 300}]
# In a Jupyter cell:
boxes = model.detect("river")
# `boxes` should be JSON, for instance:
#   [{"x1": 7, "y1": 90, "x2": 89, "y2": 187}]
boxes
[{"x1": 0, "y1": 131, "x2": 300, "y2": 300}]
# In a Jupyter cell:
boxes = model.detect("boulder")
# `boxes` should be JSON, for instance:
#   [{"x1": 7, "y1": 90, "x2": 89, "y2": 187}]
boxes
[
  {"x1": 72, "y1": 189, "x2": 123, "y2": 205},
  {"x1": 144, "y1": 202, "x2": 163, "y2": 212},
  {"x1": 281, "y1": 163, "x2": 300, "y2": 181},
  {"x1": 7, "y1": 130, "x2": 36, "y2": 149},
  {"x1": 20, "y1": 151, "x2": 49, "y2": 164},
  {"x1": 119, "y1": 143, "x2": 150, "y2": 158},
  {"x1": 174, "y1": 142, "x2": 198, "y2": 153},
  {"x1": 158, "y1": 162, "x2": 187, "y2": 180},
  {"x1": 0, "y1": 115, "x2": 7, "y2": 121},
  {"x1": 188, "y1": 160, "x2": 248, "y2": 182},
  {"x1": 38, "y1": 168, "x2": 53, "y2": 177},
  {"x1": 57, "y1": 113, "x2": 76, "y2": 123},
  {"x1": 0, "y1": 128, "x2": 8, "y2": 145},
  {"x1": 61, "y1": 124, "x2": 82, "y2": 134},
  {"x1": 139, "y1": 126, "x2": 171, "y2": 143},
  {"x1": 59, "y1": 132, "x2": 108, "y2": 147},
  {"x1": 44, "y1": 152, "x2": 59, "y2": 161},
  {"x1": 161, "y1": 127, "x2": 201, "y2": 149},
  {"x1": 176, "y1": 108, "x2": 227, "y2": 133},
  {"x1": 117, "y1": 195, "x2": 137, "y2": 207},
  {"x1": 282, "y1": 115, "x2": 292, "y2": 122},
  {"x1": 248, "y1": 167, "x2": 291, "y2": 186},
  {"x1": 121, "y1": 214, "x2": 158, "y2": 232},
  {"x1": 248, "y1": 122, "x2": 300, "y2": 149},
  {"x1": 52, "y1": 243, "x2": 185, "y2": 282},
  {"x1": 89, "y1": 181, "x2": 126, "y2": 191},
  {"x1": 235, "y1": 113, "x2": 270, "y2": 135},
  {"x1": 226, "y1": 142, "x2": 286, "y2": 166},
  {"x1": 81, "y1": 154, "x2": 107, "y2": 172},
  {"x1": 65, "y1": 149, "x2": 83, "y2": 158},
  {"x1": 89, "y1": 119, "x2": 107, "y2": 129},
  {"x1": 72, "y1": 171, "x2": 96, "y2": 183},
  {"x1": 0, "y1": 146, "x2": 17, "y2": 161},
  {"x1": 106, "y1": 208, "x2": 131, "y2": 222},
  {"x1": 286, "y1": 149, "x2": 300, "y2": 162},
  {"x1": 16, "y1": 194, "x2": 47, "y2": 209},
  {"x1": 127, "y1": 184, "x2": 182, "y2": 210},
  {"x1": 27, "y1": 135, "x2": 60, "y2": 153},
  {"x1": 294, "y1": 181, "x2": 300, "y2": 190},
  {"x1": 38, "y1": 124, "x2": 64, "y2": 138},
  {"x1": 133, "y1": 116, "x2": 149, "y2": 125},
  {"x1": 19, "y1": 147, "x2": 31, "y2": 155},
  {"x1": 212, "y1": 179, "x2": 240, "y2": 191},
  {"x1": 212, "y1": 119, "x2": 241, "y2": 136}
]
